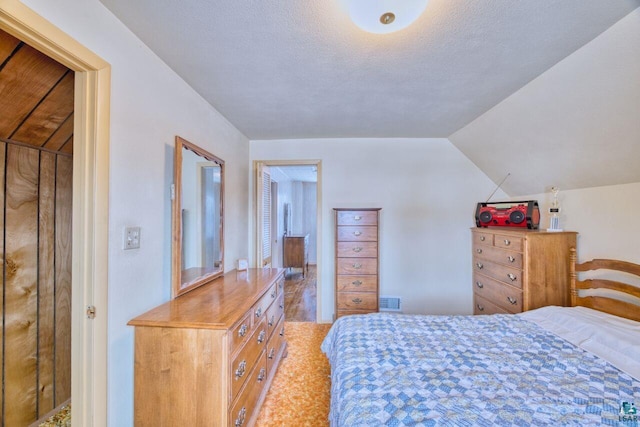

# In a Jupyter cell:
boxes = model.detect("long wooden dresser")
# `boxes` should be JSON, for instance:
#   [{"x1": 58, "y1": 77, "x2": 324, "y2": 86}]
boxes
[
  {"x1": 334, "y1": 208, "x2": 381, "y2": 319},
  {"x1": 471, "y1": 228, "x2": 577, "y2": 315},
  {"x1": 128, "y1": 268, "x2": 286, "y2": 427}
]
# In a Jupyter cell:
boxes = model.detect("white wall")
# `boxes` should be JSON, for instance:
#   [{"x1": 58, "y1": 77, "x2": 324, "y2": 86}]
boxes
[
  {"x1": 20, "y1": 0, "x2": 250, "y2": 425},
  {"x1": 449, "y1": 8, "x2": 640, "y2": 196},
  {"x1": 250, "y1": 138, "x2": 505, "y2": 321},
  {"x1": 517, "y1": 182, "x2": 640, "y2": 266},
  {"x1": 303, "y1": 182, "x2": 318, "y2": 263}
]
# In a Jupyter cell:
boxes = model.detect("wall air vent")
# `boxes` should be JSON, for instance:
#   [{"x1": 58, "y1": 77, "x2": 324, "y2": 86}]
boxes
[{"x1": 379, "y1": 296, "x2": 402, "y2": 312}]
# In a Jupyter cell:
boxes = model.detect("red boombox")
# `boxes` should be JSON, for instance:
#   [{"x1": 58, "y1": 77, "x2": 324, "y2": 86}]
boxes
[{"x1": 475, "y1": 200, "x2": 540, "y2": 229}]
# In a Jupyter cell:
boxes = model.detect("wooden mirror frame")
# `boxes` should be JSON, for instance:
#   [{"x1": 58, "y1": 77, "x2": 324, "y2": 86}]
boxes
[{"x1": 172, "y1": 136, "x2": 225, "y2": 298}]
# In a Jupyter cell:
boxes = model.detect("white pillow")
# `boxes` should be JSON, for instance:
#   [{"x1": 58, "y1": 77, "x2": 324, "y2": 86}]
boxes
[{"x1": 520, "y1": 305, "x2": 640, "y2": 380}]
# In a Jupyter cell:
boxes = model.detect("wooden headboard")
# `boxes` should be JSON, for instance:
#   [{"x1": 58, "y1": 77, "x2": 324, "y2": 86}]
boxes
[{"x1": 570, "y1": 248, "x2": 640, "y2": 322}]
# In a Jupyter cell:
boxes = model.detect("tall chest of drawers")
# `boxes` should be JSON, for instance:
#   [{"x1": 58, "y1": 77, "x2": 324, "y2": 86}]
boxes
[
  {"x1": 471, "y1": 228, "x2": 577, "y2": 315},
  {"x1": 128, "y1": 269, "x2": 286, "y2": 427},
  {"x1": 334, "y1": 208, "x2": 381, "y2": 319}
]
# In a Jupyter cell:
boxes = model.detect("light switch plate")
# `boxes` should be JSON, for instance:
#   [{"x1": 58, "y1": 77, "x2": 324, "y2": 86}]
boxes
[{"x1": 124, "y1": 226, "x2": 141, "y2": 250}]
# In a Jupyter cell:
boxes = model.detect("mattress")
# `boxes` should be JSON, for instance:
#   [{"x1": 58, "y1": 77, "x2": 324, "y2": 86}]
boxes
[{"x1": 321, "y1": 307, "x2": 640, "y2": 426}]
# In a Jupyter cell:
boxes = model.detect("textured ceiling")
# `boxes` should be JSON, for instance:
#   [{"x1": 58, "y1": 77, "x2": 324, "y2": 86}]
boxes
[{"x1": 98, "y1": 0, "x2": 639, "y2": 140}]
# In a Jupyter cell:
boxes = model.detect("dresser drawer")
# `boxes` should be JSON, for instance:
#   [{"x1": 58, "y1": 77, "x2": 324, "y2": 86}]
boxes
[
  {"x1": 228, "y1": 352, "x2": 268, "y2": 427},
  {"x1": 337, "y1": 226, "x2": 377, "y2": 242},
  {"x1": 266, "y1": 315, "x2": 286, "y2": 375},
  {"x1": 473, "y1": 244, "x2": 523, "y2": 269},
  {"x1": 473, "y1": 273, "x2": 523, "y2": 313},
  {"x1": 253, "y1": 283, "x2": 277, "y2": 322},
  {"x1": 337, "y1": 257, "x2": 377, "y2": 275},
  {"x1": 493, "y1": 233, "x2": 523, "y2": 251},
  {"x1": 336, "y1": 275, "x2": 377, "y2": 292},
  {"x1": 337, "y1": 309, "x2": 376, "y2": 318},
  {"x1": 474, "y1": 294, "x2": 510, "y2": 315},
  {"x1": 265, "y1": 291, "x2": 284, "y2": 339},
  {"x1": 337, "y1": 292, "x2": 378, "y2": 310},
  {"x1": 473, "y1": 258, "x2": 522, "y2": 289},
  {"x1": 230, "y1": 317, "x2": 267, "y2": 400},
  {"x1": 336, "y1": 210, "x2": 378, "y2": 226},
  {"x1": 337, "y1": 241, "x2": 377, "y2": 258},
  {"x1": 229, "y1": 311, "x2": 253, "y2": 356},
  {"x1": 473, "y1": 230, "x2": 494, "y2": 246}
]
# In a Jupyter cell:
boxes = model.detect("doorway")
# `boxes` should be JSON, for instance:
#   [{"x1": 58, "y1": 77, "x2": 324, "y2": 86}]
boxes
[
  {"x1": 1, "y1": 2, "x2": 110, "y2": 425},
  {"x1": 255, "y1": 160, "x2": 321, "y2": 323}
]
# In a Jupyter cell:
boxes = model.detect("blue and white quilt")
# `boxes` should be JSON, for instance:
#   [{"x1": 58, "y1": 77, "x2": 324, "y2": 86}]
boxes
[{"x1": 321, "y1": 313, "x2": 640, "y2": 426}]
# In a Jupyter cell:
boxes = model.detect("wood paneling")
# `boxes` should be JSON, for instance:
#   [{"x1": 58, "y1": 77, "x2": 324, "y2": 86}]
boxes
[
  {"x1": 12, "y1": 71, "x2": 74, "y2": 145},
  {"x1": 38, "y1": 152, "x2": 56, "y2": 416},
  {"x1": 0, "y1": 142, "x2": 4, "y2": 424},
  {"x1": 0, "y1": 30, "x2": 20, "y2": 64},
  {"x1": 0, "y1": 29, "x2": 73, "y2": 153},
  {"x1": 43, "y1": 113, "x2": 74, "y2": 152},
  {"x1": 0, "y1": 44, "x2": 67, "y2": 139},
  {"x1": 4, "y1": 144, "x2": 40, "y2": 426},
  {"x1": 55, "y1": 155, "x2": 73, "y2": 404},
  {"x1": 0, "y1": 28, "x2": 74, "y2": 425},
  {"x1": 0, "y1": 143, "x2": 72, "y2": 425}
]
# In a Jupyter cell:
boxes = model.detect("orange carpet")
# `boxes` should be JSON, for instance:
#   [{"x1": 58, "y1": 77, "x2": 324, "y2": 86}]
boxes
[{"x1": 256, "y1": 321, "x2": 332, "y2": 426}]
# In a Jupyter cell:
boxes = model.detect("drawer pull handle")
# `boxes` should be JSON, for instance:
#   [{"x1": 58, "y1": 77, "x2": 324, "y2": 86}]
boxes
[
  {"x1": 235, "y1": 407, "x2": 246, "y2": 427},
  {"x1": 353, "y1": 231, "x2": 362, "y2": 236},
  {"x1": 257, "y1": 368, "x2": 267, "y2": 382},
  {"x1": 352, "y1": 280, "x2": 362, "y2": 286},
  {"x1": 279, "y1": 326, "x2": 285, "y2": 337},
  {"x1": 504, "y1": 239, "x2": 511, "y2": 246},
  {"x1": 353, "y1": 247, "x2": 363, "y2": 253},
  {"x1": 480, "y1": 236, "x2": 486, "y2": 241},
  {"x1": 238, "y1": 324, "x2": 248, "y2": 338},
  {"x1": 507, "y1": 256, "x2": 516, "y2": 263},
  {"x1": 476, "y1": 304, "x2": 485, "y2": 311},
  {"x1": 271, "y1": 290, "x2": 277, "y2": 299},
  {"x1": 268, "y1": 347, "x2": 276, "y2": 359},
  {"x1": 255, "y1": 307, "x2": 262, "y2": 318},
  {"x1": 354, "y1": 215, "x2": 362, "y2": 221},
  {"x1": 507, "y1": 273, "x2": 517, "y2": 281},
  {"x1": 507, "y1": 296, "x2": 518, "y2": 305},
  {"x1": 235, "y1": 361, "x2": 246, "y2": 380},
  {"x1": 353, "y1": 263, "x2": 362, "y2": 269},
  {"x1": 352, "y1": 298, "x2": 362, "y2": 304},
  {"x1": 475, "y1": 281, "x2": 484, "y2": 289},
  {"x1": 279, "y1": 279, "x2": 284, "y2": 289},
  {"x1": 476, "y1": 262, "x2": 483, "y2": 269},
  {"x1": 268, "y1": 315, "x2": 275, "y2": 327},
  {"x1": 279, "y1": 302, "x2": 284, "y2": 309},
  {"x1": 257, "y1": 330, "x2": 266, "y2": 344},
  {"x1": 476, "y1": 248, "x2": 482, "y2": 254}
]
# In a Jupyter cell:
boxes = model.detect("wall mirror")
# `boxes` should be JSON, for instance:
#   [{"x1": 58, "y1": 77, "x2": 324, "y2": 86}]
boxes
[{"x1": 172, "y1": 136, "x2": 224, "y2": 298}]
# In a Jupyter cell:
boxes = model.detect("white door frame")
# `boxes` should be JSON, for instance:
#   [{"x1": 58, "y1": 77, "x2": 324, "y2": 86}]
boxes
[
  {"x1": 0, "y1": 2, "x2": 110, "y2": 426},
  {"x1": 253, "y1": 160, "x2": 321, "y2": 322}
]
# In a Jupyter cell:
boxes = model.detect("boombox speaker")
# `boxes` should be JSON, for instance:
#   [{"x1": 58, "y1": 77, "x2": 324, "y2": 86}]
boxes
[{"x1": 475, "y1": 200, "x2": 540, "y2": 229}]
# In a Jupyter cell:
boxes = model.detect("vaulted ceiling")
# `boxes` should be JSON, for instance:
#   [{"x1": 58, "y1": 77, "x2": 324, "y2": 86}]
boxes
[
  {"x1": 97, "y1": 0, "x2": 639, "y2": 195},
  {"x1": 0, "y1": 29, "x2": 74, "y2": 154}
]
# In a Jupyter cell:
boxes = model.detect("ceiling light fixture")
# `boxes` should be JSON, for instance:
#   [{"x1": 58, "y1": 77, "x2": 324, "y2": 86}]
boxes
[{"x1": 341, "y1": 0, "x2": 429, "y2": 34}]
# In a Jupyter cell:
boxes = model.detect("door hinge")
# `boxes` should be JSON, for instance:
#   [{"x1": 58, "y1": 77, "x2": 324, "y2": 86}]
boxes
[
  {"x1": 86, "y1": 305, "x2": 96, "y2": 319},
  {"x1": 170, "y1": 184, "x2": 175, "y2": 200}
]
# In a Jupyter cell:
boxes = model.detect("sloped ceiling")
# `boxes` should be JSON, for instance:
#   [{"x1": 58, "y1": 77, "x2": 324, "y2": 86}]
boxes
[
  {"x1": 98, "y1": 0, "x2": 638, "y2": 140},
  {"x1": 449, "y1": 8, "x2": 640, "y2": 196},
  {"x1": 96, "y1": 0, "x2": 640, "y2": 196},
  {"x1": 0, "y1": 29, "x2": 74, "y2": 154}
]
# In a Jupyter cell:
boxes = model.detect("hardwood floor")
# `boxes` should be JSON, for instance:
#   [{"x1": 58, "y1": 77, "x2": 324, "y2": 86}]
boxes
[{"x1": 284, "y1": 264, "x2": 317, "y2": 322}]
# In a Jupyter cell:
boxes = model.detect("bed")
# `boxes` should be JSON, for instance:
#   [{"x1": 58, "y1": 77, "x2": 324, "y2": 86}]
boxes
[{"x1": 321, "y1": 250, "x2": 640, "y2": 426}]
